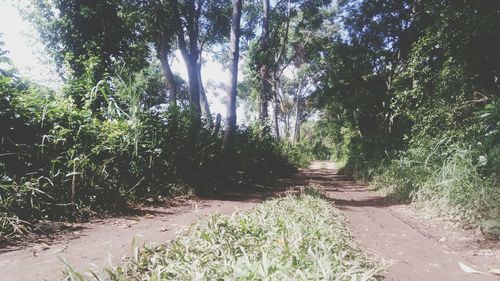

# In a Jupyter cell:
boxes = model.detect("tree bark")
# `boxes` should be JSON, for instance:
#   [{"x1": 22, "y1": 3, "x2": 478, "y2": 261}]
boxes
[
  {"x1": 272, "y1": 79, "x2": 280, "y2": 138},
  {"x1": 257, "y1": 0, "x2": 270, "y2": 122},
  {"x1": 214, "y1": 113, "x2": 222, "y2": 135},
  {"x1": 293, "y1": 95, "x2": 301, "y2": 143},
  {"x1": 172, "y1": 0, "x2": 202, "y2": 121},
  {"x1": 183, "y1": 54, "x2": 202, "y2": 118},
  {"x1": 198, "y1": 65, "x2": 212, "y2": 119},
  {"x1": 222, "y1": 0, "x2": 243, "y2": 151},
  {"x1": 293, "y1": 79, "x2": 304, "y2": 143},
  {"x1": 153, "y1": 0, "x2": 177, "y2": 107},
  {"x1": 158, "y1": 45, "x2": 177, "y2": 107}
]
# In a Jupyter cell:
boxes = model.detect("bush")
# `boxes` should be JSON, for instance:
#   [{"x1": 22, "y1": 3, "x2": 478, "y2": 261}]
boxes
[
  {"x1": 0, "y1": 78, "x2": 301, "y2": 239},
  {"x1": 342, "y1": 137, "x2": 500, "y2": 236}
]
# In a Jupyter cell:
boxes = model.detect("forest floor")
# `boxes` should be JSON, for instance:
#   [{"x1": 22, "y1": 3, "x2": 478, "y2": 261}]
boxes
[{"x1": 0, "y1": 161, "x2": 499, "y2": 280}]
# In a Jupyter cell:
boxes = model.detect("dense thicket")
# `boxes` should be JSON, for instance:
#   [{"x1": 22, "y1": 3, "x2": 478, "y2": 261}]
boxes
[
  {"x1": 0, "y1": 0, "x2": 312, "y2": 239},
  {"x1": 311, "y1": 0, "x2": 500, "y2": 234},
  {"x1": 0, "y1": 61, "x2": 303, "y2": 238}
]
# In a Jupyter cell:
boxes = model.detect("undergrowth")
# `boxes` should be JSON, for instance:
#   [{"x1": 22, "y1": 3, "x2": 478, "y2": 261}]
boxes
[
  {"x1": 342, "y1": 140, "x2": 500, "y2": 237},
  {"x1": 0, "y1": 74, "x2": 310, "y2": 241},
  {"x1": 66, "y1": 188, "x2": 380, "y2": 280}
]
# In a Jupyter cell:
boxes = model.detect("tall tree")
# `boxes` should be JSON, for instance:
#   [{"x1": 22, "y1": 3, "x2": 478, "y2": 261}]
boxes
[
  {"x1": 256, "y1": 0, "x2": 271, "y2": 122},
  {"x1": 222, "y1": 0, "x2": 243, "y2": 151},
  {"x1": 30, "y1": 0, "x2": 149, "y2": 112},
  {"x1": 151, "y1": 0, "x2": 178, "y2": 107},
  {"x1": 168, "y1": 0, "x2": 232, "y2": 122},
  {"x1": 248, "y1": 0, "x2": 332, "y2": 133}
]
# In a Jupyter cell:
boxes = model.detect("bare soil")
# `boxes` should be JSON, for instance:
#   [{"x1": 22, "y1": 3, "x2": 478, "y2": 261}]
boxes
[
  {"x1": 1, "y1": 161, "x2": 499, "y2": 281},
  {"x1": 306, "y1": 161, "x2": 500, "y2": 281},
  {"x1": 0, "y1": 179, "x2": 292, "y2": 281}
]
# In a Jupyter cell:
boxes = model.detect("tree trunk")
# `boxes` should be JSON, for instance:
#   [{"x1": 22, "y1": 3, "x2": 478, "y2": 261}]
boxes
[
  {"x1": 293, "y1": 80, "x2": 304, "y2": 143},
  {"x1": 293, "y1": 96, "x2": 301, "y2": 143},
  {"x1": 272, "y1": 79, "x2": 280, "y2": 138},
  {"x1": 258, "y1": 66, "x2": 270, "y2": 122},
  {"x1": 198, "y1": 65, "x2": 212, "y2": 119},
  {"x1": 158, "y1": 45, "x2": 177, "y2": 107},
  {"x1": 214, "y1": 113, "x2": 221, "y2": 135},
  {"x1": 154, "y1": 0, "x2": 177, "y2": 107},
  {"x1": 257, "y1": 0, "x2": 270, "y2": 122},
  {"x1": 172, "y1": 0, "x2": 201, "y2": 122},
  {"x1": 183, "y1": 54, "x2": 202, "y2": 119},
  {"x1": 222, "y1": 0, "x2": 243, "y2": 151},
  {"x1": 285, "y1": 113, "x2": 290, "y2": 139}
]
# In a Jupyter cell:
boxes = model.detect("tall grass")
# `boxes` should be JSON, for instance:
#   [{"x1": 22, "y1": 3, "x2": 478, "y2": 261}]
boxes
[
  {"x1": 67, "y1": 188, "x2": 379, "y2": 280},
  {"x1": 343, "y1": 140, "x2": 500, "y2": 237},
  {"x1": 0, "y1": 74, "x2": 306, "y2": 240}
]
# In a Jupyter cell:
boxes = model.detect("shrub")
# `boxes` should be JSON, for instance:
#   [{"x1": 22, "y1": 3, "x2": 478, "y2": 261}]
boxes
[{"x1": 0, "y1": 79, "x2": 301, "y2": 239}]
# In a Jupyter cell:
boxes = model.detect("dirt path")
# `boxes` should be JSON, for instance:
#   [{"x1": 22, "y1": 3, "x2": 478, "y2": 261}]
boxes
[
  {"x1": 0, "y1": 200, "x2": 259, "y2": 281},
  {"x1": 1, "y1": 162, "x2": 498, "y2": 281},
  {"x1": 305, "y1": 161, "x2": 500, "y2": 281},
  {"x1": 0, "y1": 175, "x2": 295, "y2": 281}
]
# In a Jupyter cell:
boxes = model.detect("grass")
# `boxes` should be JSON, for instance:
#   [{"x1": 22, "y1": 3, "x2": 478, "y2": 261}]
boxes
[
  {"x1": 343, "y1": 144, "x2": 500, "y2": 237},
  {"x1": 68, "y1": 186, "x2": 380, "y2": 280}
]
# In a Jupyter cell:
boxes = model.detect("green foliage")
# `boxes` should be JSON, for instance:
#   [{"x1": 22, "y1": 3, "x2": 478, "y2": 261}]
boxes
[
  {"x1": 310, "y1": 0, "x2": 500, "y2": 233},
  {"x1": 343, "y1": 139, "x2": 500, "y2": 237},
  {"x1": 29, "y1": 0, "x2": 150, "y2": 110},
  {"x1": 0, "y1": 72, "x2": 298, "y2": 240},
  {"x1": 477, "y1": 97, "x2": 500, "y2": 176},
  {"x1": 279, "y1": 141, "x2": 313, "y2": 168},
  {"x1": 76, "y1": 191, "x2": 378, "y2": 280}
]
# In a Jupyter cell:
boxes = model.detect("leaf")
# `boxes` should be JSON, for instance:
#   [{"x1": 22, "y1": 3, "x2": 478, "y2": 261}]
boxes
[
  {"x1": 65, "y1": 172, "x2": 82, "y2": 177},
  {"x1": 459, "y1": 262, "x2": 486, "y2": 275},
  {"x1": 478, "y1": 155, "x2": 488, "y2": 166}
]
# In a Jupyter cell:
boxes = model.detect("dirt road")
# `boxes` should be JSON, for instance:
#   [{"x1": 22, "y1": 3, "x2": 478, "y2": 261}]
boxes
[
  {"x1": 306, "y1": 161, "x2": 500, "y2": 281},
  {"x1": 1, "y1": 161, "x2": 498, "y2": 280},
  {"x1": 0, "y1": 200, "x2": 259, "y2": 281}
]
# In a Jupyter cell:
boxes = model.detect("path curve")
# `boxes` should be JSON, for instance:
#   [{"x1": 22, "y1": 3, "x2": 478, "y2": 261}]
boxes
[{"x1": 304, "y1": 161, "x2": 500, "y2": 281}]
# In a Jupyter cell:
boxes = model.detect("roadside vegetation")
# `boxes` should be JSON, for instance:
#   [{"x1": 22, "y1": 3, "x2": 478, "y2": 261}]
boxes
[
  {"x1": 1, "y1": 0, "x2": 323, "y2": 241},
  {"x1": 306, "y1": 1, "x2": 500, "y2": 236},
  {"x1": 65, "y1": 187, "x2": 379, "y2": 281},
  {"x1": 0, "y1": 68, "x2": 308, "y2": 239}
]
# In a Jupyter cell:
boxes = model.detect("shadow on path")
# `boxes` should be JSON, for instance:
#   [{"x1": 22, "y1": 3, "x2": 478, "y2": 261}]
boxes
[{"x1": 305, "y1": 161, "x2": 497, "y2": 281}]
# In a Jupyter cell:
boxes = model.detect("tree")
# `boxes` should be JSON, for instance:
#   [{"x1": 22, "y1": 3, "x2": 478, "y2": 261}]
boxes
[
  {"x1": 255, "y1": 0, "x2": 271, "y2": 122},
  {"x1": 247, "y1": 0, "x2": 333, "y2": 134},
  {"x1": 313, "y1": 0, "x2": 500, "y2": 160},
  {"x1": 167, "y1": 0, "x2": 232, "y2": 123},
  {"x1": 29, "y1": 0, "x2": 150, "y2": 112},
  {"x1": 149, "y1": 0, "x2": 179, "y2": 107},
  {"x1": 222, "y1": 0, "x2": 243, "y2": 151}
]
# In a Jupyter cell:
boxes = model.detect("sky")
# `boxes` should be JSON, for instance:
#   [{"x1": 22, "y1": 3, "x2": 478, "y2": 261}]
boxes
[
  {"x1": 0, "y1": 0, "x2": 242, "y2": 120},
  {"x1": 0, "y1": 0, "x2": 61, "y2": 87}
]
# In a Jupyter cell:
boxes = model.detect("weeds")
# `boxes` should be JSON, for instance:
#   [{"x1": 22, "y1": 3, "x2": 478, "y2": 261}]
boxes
[
  {"x1": 344, "y1": 141, "x2": 500, "y2": 237},
  {"x1": 72, "y1": 192, "x2": 379, "y2": 280},
  {"x1": 0, "y1": 73, "x2": 307, "y2": 240}
]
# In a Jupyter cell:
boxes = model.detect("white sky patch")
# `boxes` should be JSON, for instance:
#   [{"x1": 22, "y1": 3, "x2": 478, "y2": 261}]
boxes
[{"x1": 0, "y1": 0, "x2": 62, "y2": 88}]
